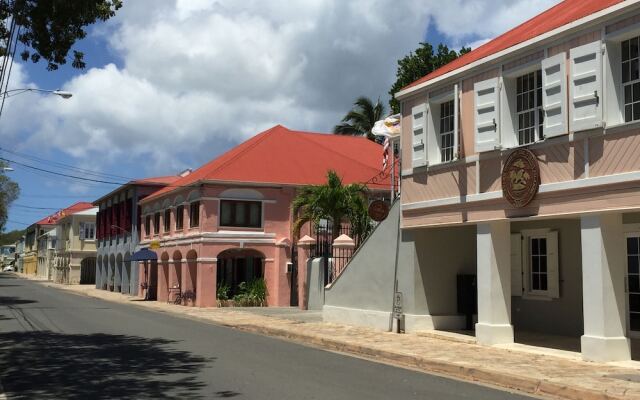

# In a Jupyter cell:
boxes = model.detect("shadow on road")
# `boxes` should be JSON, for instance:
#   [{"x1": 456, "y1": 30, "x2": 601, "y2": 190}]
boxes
[
  {"x1": 0, "y1": 296, "x2": 36, "y2": 306},
  {"x1": 0, "y1": 331, "x2": 212, "y2": 399}
]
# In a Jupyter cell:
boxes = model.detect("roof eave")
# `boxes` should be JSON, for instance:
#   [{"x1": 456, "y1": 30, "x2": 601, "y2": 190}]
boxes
[{"x1": 395, "y1": 0, "x2": 638, "y2": 101}]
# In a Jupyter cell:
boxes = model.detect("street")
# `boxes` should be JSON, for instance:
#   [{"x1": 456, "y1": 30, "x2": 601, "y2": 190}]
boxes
[{"x1": 0, "y1": 273, "x2": 535, "y2": 400}]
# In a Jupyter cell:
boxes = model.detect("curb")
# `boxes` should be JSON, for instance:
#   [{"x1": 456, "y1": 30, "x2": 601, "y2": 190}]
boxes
[{"x1": 36, "y1": 281, "x2": 629, "y2": 400}]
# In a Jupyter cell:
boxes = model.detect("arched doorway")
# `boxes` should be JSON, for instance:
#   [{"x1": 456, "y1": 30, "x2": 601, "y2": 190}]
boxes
[
  {"x1": 159, "y1": 252, "x2": 170, "y2": 302},
  {"x1": 217, "y1": 249, "x2": 265, "y2": 299},
  {"x1": 123, "y1": 252, "x2": 131, "y2": 294},
  {"x1": 184, "y1": 250, "x2": 197, "y2": 305},
  {"x1": 172, "y1": 250, "x2": 183, "y2": 304},
  {"x1": 108, "y1": 255, "x2": 116, "y2": 291},
  {"x1": 102, "y1": 255, "x2": 108, "y2": 289},
  {"x1": 80, "y1": 257, "x2": 96, "y2": 284},
  {"x1": 115, "y1": 254, "x2": 123, "y2": 292}
]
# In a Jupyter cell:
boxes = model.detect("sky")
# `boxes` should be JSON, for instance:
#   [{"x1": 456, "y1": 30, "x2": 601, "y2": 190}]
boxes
[{"x1": 2, "y1": 0, "x2": 560, "y2": 232}]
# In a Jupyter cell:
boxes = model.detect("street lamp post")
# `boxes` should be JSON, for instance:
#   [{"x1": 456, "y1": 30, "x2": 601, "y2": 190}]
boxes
[
  {"x1": 0, "y1": 87, "x2": 73, "y2": 124},
  {"x1": 1, "y1": 88, "x2": 72, "y2": 99}
]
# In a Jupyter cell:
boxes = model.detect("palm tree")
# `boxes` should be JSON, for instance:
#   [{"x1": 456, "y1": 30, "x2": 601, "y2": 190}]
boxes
[
  {"x1": 292, "y1": 170, "x2": 371, "y2": 243},
  {"x1": 334, "y1": 96, "x2": 385, "y2": 141}
]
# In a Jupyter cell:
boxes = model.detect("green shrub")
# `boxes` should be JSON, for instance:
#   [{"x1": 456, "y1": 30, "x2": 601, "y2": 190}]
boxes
[
  {"x1": 232, "y1": 278, "x2": 268, "y2": 306},
  {"x1": 216, "y1": 282, "x2": 231, "y2": 300}
]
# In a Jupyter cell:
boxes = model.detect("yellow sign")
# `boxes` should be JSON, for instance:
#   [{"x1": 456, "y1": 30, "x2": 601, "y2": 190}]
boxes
[{"x1": 149, "y1": 240, "x2": 161, "y2": 249}]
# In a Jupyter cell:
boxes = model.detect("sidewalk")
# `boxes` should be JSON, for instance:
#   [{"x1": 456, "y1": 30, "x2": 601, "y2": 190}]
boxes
[{"x1": 23, "y1": 275, "x2": 640, "y2": 400}]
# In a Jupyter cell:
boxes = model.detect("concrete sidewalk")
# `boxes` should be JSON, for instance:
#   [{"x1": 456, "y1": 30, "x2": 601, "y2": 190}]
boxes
[{"x1": 22, "y1": 276, "x2": 640, "y2": 400}]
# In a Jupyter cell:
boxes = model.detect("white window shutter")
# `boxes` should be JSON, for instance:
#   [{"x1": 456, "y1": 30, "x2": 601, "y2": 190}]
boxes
[
  {"x1": 569, "y1": 41, "x2": 602, "y2": 132},
  {"x1": 511, "y1": 233, "x2": 523, "y2": 296},
  {"x1": 547, "y1": 231, "x2": 560, "y2": 298},
  {"x1": 542, "y1": 52, "x2": 567, "y2": 137},
  {"x1": 474, "y1": 77, "x2": 500, "y2": 152},
  {"x1": 453, "y1": 84, "x2": 459, "y2": 160},
  {"x1": 79, "y1": 222, "x2": 85, "y2": 240},
  {"x1": 411, "y1": 103, "x2": 428, "y2": 168}
]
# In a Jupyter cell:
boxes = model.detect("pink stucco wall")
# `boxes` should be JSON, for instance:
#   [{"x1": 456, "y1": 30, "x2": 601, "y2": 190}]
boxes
[{"x1": 137, "y1": 185, "x2": 299, "y2": 307}]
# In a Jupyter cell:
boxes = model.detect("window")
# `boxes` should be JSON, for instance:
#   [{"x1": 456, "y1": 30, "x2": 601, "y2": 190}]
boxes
[
  {"x1": 145, "y1": 215, "x2": 151, "y2": 237},
  {"x1": 154, "y1": 212, "x2": 161, "y2": 235},
  {"x1": 175, "y1": 205, "x2": 184, "y2": 230},
  {"x1": 220, "y1": 200, "x2": 262, "y2": 228},
  {"x1": 439, "y1": 100, "x2": 455, "y2": 162},
  {"x1": 79, "y1": 222, "x2": 95, "y2": 240},
  {"x1": 189, "y1": 201, "x2": 200, "y2": 228},
  {"x1": 516, "y1": 70, "x2": 544, "y2": 145},
  {"x1": 626, "y1": 236, "x2": 640, "y2": 331},
  {"x1": 622, "y1": 36, "x2": 640, "y2": 122},
  {"x1": 511, "y1": 230, "x2": 559, "y2": 299},
  {"x1": 164, "y1": 209, "x2": 171, "y2": 233},
  {"x1": 529, "y1": 236, "x2": 547, "y2": 291}
]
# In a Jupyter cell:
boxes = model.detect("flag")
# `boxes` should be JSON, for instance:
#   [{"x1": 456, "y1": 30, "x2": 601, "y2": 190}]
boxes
[{"x1": 383, "y1": 137, "x2": 390, "y2": 170}]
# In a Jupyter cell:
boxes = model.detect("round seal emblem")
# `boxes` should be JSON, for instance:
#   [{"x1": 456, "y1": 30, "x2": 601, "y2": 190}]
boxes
[
  {"x1": 501, "y1": 149, "x2": 540, "y2": 208},
  {"x1": 368, "y1": 200, "x2": 390, "y2": 222}
]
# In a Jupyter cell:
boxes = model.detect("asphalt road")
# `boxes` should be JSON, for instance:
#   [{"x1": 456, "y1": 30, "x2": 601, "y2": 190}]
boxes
[{"x1": 0, "y1": 273, "x2": 537, "y2": 400}]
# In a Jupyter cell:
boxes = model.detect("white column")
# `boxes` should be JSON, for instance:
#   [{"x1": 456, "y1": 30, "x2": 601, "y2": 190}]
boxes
[
  {"x1": 580, "y1": 214, "x2": 630, "y2": 362},
  {"x1": 476, "y1": 221, "x2": 514, "y2": 345}
]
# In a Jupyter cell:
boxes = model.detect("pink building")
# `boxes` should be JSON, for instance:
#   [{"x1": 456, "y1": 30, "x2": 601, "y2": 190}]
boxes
[{"x1": 137, "y1": 125, "x2": 386, "y2": 308}]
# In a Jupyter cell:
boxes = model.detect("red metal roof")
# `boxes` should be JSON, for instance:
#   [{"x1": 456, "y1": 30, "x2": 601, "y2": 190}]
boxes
[
  {"x1": 131, "y1": 175, "x2": 181, "y2": 185},
  {"x1": 144, "y1": 125, "x2": 389, "y2": 202},
  {"x1": 35, "y1": 202, "x2": 95, "y2": 226},
  {"x1": 402, "y1": 0, "x2": 623, "y2": 91}
]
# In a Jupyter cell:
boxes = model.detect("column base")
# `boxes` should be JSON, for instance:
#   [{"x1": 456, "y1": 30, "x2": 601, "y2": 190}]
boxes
[
  {"x1": 581, "y1": 335, "x2": 630, "y2": 362},
  {"x1": 475, "y1": 323, "x2": 514, "y2": 345}
]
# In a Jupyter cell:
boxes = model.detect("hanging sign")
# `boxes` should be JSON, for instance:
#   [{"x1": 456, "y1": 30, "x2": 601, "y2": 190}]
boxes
[
  {"x1": 501, "y1": 149, "x2": 540, "y2": 208},
  {"x1": 368, "y1": 200, "x2": 390, "y2": 222}
]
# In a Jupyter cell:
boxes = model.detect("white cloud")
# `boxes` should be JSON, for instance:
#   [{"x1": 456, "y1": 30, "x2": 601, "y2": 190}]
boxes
[{"x1": 4, "y1": 0, "x2": 561, "y2": 176}]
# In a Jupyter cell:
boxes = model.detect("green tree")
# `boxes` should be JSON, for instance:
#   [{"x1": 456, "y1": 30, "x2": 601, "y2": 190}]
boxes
[
  {"x1": 334, "y1": 96, "x2": 385, "y2": 141},
  {"x1": 389, "y1": 43, "x2": 471, "y2": 114},
  {"x1": 0, "y1": 160, "x2": 19, "y2": 232},
  {"x1": 0, "y1": 0, "x2": 122, "y2": 70},
  {"x1": 292, "y1": 170, "x2": 371, "y2": 242},
  {"x1": 0, "y1": 228, "x2": 24, "y2": 245}
]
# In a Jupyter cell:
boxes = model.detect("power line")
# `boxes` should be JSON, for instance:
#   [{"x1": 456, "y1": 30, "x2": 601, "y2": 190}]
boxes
[
  {"x1": 12, "y1": 204, "x2": 61, "y2": 210},
  {"x1": 0, "y1": 147, "x2": 135, "y2": 181},
  {"x1": 6, "y1": 219, "x2": 30, "y2": 226},
  {"x1": 0, "y1": 156, "x2": 126, "y2": 185}
]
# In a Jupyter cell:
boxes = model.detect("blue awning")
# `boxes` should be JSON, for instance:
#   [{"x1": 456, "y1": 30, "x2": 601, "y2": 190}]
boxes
[{"x1": 125, "y1": 248, "x2": 158, "y2": 262}]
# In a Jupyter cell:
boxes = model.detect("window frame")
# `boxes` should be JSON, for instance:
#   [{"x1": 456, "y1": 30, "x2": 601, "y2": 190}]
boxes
[
  {"x1": 604, "y1": 24, "x2": 640, "y2": 129},
  {"x1": 501, "y1": 61, "x2": 545, "y2": 149},
  {"x1": 144, "y1": 215, "x2": 151, "y2": 238},
  {"x1": 219, "y1": 199, "x2": 263, "y2": 229},
  {"x1": 189, "y1": 201, "x2": 200, "y2": 228},
  {"x1": 425, "y1": 85, "x2": 459, "y2": 166},
  {"x1": 175, "y1": 204, "x2": 184, "y2": 231},
  {"x1": 163, "y1": 209, "x2": 171, "y2": 233},
  {"x1": 153, "y1": 212, "x2": 161, "y2": 235},
  {"x1": 519, "y1": 229, "x2": 559, "y2": 300}
]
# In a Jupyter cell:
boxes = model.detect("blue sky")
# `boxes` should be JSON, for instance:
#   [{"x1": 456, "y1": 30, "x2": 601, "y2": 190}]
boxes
[{"x1": 2, "y1": 0, "x2": 559, "y2": 232}]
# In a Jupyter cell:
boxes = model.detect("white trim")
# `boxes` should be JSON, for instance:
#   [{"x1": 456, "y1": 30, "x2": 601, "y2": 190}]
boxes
[
  {"x1": 402, "y1": 170, "x2": 640, "y2": 211},
  {"x1": 395, "y1": 1, "x2": 640, "y2": 99}
]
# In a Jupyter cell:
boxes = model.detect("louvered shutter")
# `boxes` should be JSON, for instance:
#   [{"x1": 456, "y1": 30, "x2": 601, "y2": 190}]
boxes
[
  {"x1": 569, "y1": 41, "x2": 602, "y2": 132},
  {"x1": 453, "y1": 84, "x2": 459, "y2": 160},
  {"x1": 511, "y1": 233, "x2": 523, "y2": 296},
  {"x1": 542, "y1": 52, "x2": 567, "y2": 137},
  {"x1": 474, "y1": 77, "x2": 500, "y2": 152},
  {"x1": 547, "y1": 231, "x2": 560, "y2": 298},
  {"x1": 411, "y1": 103, "x2": 428, "y2": 168}
]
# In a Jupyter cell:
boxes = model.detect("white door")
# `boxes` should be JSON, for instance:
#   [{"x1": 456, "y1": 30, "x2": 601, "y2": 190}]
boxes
[{"x1": 625, "y1": 234, "x2": 640, "y2": 338}]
